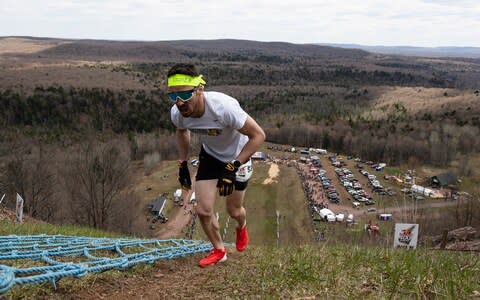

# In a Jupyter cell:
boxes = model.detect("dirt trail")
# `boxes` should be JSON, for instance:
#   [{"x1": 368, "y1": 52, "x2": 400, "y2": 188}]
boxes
[
  {"x1": 262, "y1": 163, "x2": 279, "y2": 184},
  {"x1": 154, "y1": 179, "x2": 196, "y2": 239}
]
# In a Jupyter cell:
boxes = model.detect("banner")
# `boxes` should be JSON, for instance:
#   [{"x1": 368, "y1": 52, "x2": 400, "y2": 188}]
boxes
[
  {"x1": 394, "y1": 223, "x2": 419, "y2": 249},
  {"x1": 16, "y1": 193, "x2": 24, "y2": 223}
]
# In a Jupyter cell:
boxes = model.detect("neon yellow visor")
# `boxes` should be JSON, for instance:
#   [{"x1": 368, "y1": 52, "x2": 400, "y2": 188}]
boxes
[{"x1": 167, "y1": 74, "x2": 206, "y2": 87}]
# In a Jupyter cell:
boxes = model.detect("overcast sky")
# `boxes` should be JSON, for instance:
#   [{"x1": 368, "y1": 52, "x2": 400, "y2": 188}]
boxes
[{"x1": 1, "y1": 0, "x2": 479, "y2": 47}]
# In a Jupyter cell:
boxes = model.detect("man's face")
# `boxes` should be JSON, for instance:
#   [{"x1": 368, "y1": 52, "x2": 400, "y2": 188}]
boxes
[{"x1": 167, "y1": 85, "x2": 198, "y2": 117}]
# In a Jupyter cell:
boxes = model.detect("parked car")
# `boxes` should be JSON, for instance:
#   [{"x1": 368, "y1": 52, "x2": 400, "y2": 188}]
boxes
[
  {"x1": 153, "y1": 214, "x2": 169, "y2": 223},
  {"x1": 328, "y1": 192, "x2": 339, "y2": 199}
]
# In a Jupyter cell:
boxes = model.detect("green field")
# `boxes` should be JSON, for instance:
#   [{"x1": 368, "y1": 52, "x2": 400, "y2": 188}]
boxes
[{"x1": 196, "y1": 162, "x2": 314, "y2": 246}]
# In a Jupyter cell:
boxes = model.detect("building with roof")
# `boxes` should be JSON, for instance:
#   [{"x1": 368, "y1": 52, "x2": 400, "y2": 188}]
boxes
[
  {"x1": 148, "y1": 195, "x2": 167, "y2": 216},
  {"x1": 252, "y1": 151, "x2": 266, "y2": 160},
  {"x1": 430, "y1": 171, "x2": 458, "y2": 188}
]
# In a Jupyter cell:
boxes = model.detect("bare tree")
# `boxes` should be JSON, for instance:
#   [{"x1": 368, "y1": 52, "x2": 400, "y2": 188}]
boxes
[
  {"x1": 64, "y1": 138, "x2": 132, "y2": 229},
  {"x1": 2, "y1": 141, "x2": 56, "y2": 221}
]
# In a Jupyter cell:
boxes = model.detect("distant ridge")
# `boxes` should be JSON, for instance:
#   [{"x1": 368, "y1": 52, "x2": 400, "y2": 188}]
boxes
[
  {"x1": 318, "y1": 43, "x2": 480, "y2": 58},
  {"x1": 0, "y1": 36, "x2": 369, "y2": 61},
  {"x1": 2, "y1": 37, "x2": 479, "y2": 59}
]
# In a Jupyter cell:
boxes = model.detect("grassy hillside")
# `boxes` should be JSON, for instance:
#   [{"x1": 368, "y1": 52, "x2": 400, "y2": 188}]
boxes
[
  {"x1": 1, "y1": 220, "x2": 478, "y2": 299},
  {"x1": 208, "y1": 162, "x2": 313, "y2": 245},
  {"x1": 1, "y1": 152, "x2": 479, "y2": 298},
  {"x1": 0, "y1": 218, "x2": 120, "y2": 238}
]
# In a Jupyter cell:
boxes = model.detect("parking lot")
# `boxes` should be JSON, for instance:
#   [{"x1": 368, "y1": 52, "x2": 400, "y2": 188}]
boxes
[{"x1": 298, "y1": 151, "x2": 416, "y2": 222}]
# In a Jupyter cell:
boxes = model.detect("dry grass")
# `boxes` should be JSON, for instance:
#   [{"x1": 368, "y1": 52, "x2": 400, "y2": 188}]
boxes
[
  {"x1": 0, "y1": 65, "x2": 152, "y2": 91},
  {"x1": 0, "y1": 38, "x2": 149, "y2": 90},
  {"x1": 4, "y1": 242, "x2": 479, "y2": 299},
  {"x1": 363, "y1": 86, "x2": 478, "y2": 119},
  {"x1": 417, "y1": 57, "x2": 480, "y2": 70},
  {"x1": 2, "y1": 60, "x2": 128, "y2": 71},
  {"x1": 0, "y1": 37, "x2": 69, "y2": 55}
]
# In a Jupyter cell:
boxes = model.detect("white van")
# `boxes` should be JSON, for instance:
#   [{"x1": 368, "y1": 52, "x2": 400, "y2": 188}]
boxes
[
  {"x1": 300, "y1": 149, "x2": 310, "y2": 156},
  {"x1": 315, "y1": 148, "x2": 328, "y2": 154}
]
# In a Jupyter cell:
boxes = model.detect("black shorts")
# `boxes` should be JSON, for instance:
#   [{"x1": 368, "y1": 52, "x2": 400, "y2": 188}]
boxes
[{"x1": 195, "y1": 147, "x2": 249, "y2": 191}]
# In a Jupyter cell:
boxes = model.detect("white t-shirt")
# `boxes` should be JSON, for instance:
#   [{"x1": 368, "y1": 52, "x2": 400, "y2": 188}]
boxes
[{"x1": 171, "y1": 91, "x2": 249, "y2": 162}]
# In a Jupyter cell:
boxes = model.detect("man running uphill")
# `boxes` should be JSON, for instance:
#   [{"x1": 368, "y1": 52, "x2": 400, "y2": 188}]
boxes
[{"x1": 167, "y1": 63, "x2": 266, "y2": 267}]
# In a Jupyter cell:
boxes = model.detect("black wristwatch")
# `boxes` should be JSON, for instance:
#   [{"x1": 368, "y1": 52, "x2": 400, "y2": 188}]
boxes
[{"x1": 232, "y1": 160, "x2": 242, "y2": 168}]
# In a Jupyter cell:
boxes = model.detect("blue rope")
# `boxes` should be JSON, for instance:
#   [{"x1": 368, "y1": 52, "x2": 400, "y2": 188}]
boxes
[{"x1": 0, "y1": 235, "x2": 212, "y2": 294}]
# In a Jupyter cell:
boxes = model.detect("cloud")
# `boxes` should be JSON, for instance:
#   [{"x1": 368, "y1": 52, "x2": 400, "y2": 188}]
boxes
[
  {"x1": 420, "y1": 0, "x2": 479, "y2": 8},
  {"x1": 0, "y1": 0, "x2": 479, "y2": 46}
]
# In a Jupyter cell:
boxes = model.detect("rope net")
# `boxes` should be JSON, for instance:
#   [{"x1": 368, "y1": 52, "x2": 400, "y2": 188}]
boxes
[{"x1": 0, "y1": 234, "x2": 212, "y2": 294}]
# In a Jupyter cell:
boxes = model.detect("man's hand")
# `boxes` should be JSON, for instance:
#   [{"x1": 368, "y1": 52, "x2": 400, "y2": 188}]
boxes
[
  {"x1": 178, "y1": 160, "x2": 191, "y2": 190},
  {"x1": 217, "y1": 161, "x2": 238, "y2": 196}
]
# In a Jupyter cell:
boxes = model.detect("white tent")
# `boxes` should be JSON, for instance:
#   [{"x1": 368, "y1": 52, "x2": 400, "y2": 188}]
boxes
[
  {"x1": 411, "y1": 184, "x2": 433, "y2": 197},
  {"x1": 319, "y1": 208, "x2": 335, "y2": 219}
]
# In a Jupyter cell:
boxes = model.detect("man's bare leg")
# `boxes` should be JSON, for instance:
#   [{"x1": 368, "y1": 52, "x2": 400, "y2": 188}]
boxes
[
  {"x1": 227, "y1": 189, "x2": 249, "y2": 251},
  {"x1": 195, "y1": 180, "x2": 224, "y2": 250},
  {"x1": 226, "y1": 189, "x2": 247, "y2": 228}
]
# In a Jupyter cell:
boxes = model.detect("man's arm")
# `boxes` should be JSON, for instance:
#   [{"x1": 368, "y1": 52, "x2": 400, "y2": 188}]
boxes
[
  {"x1": 235, "y1": 115, "x2": 266, "y2": 164},
  {"x1": 176, "y1": 128, "x2": 191, "y2": 161}
]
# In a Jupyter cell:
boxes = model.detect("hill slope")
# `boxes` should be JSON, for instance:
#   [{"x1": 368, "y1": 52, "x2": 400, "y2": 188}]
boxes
[{"x1": 2, "y1": 232, "x2": 478, "y2": 299}]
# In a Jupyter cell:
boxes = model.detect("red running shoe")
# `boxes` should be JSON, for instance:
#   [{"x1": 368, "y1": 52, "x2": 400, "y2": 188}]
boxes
[
  {"x1": 198, "y1": 248, "x2": 227, "y2": 267},
  {"x1": 236, "y1": 225, "x2": 249, "y2": 252}
]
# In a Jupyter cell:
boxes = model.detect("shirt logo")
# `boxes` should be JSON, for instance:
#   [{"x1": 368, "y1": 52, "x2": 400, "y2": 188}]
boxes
[
  {"x1": 190, "y1": 129, "x2": 223, "y2": 136},
  {"x1": 207, "y1": 129, "x2": 222, "y2": 136}
]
